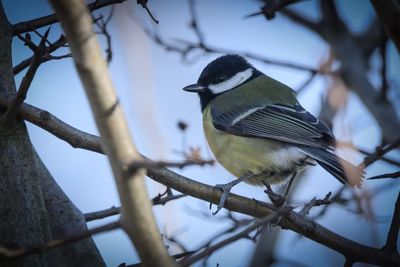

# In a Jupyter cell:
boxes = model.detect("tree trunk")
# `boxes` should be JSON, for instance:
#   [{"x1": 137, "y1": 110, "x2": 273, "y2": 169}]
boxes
[{"x1": 0, "y1": 3, "x2": 105, "y2": 266}]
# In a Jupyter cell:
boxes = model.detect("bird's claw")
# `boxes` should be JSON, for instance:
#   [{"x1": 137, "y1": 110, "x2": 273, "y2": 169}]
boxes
[
  {"x1": 211, "y1": 183, "x2": 234, "y2": 215},
  {"x1": 264, "y1": 187, "x2": 286, "y2": 207}
]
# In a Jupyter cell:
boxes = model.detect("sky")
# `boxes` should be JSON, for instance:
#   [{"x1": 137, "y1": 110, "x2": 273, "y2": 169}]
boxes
[{"x1": 3, "y1": 0, "x2": 400, "y2": 266}]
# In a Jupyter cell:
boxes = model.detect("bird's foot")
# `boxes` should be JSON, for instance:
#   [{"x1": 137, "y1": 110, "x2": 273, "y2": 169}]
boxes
[
  {"x1": 211, "y1": 173, "x2": 254, "y2": 215},
  {"x1": 211, "y1": 182, "x2": 235, "y2": 215},
  {"x1": 264, "y1": 185, "x2": 286, "y2": 207}
]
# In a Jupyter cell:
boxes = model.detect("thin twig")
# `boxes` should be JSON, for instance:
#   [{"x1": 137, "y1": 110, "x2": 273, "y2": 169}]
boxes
[
  {"x1": 368, "y1": 171, "x2": 400, "y2": 180},
  {"x1": 379, "y1": 37, "x2": 388, "y2": 101},
  {"x1": 94, "y1": 8, "x2": 114, "y2": 64},
  {"x1": 280, "y1": 8, "x2": 323, "y2": 35},
  {"x1": 0, "y1": 220, "x2": 120, "y2": 259},
  {"x1": 245, "y1": 0, "x2": 303, "y2": 20},
  {"x1": 123, "y1": 158, "x2": 215, "y2": 173},
  {"x1": 180, "y1": 206, "x2": 293, "y2": 266},
  {"x1": 141, "y1": 5, "x2": 325, "y2": 74},
  {"x1": 299, "y1": 192, "x2": 332, "y2": 218},
  {"x1": 188, "y1": 0, "x2": 204, "y2": 45},
  {"x1": 137, "y1": 0, "x2": 159, "y2": 24},
  {"x1": 1, "y1": 28, "x2": 50, "y2": 126},
  {"x1": 361, "y1": 139, "x2": 400, "y2": 168},
  {"x1": 0, "y1": 98, "x2": 399, "y2": 265},
  {"x1": 337, "y1": 141, "x2": 400, "y2": 168},
  {"x1": 84, "y1": 193, "x2": 186, "y2": 221},
  {"x1": 13, "y1": 34, "x2": 68, "y2": 75},
  {"x1": 12, "y1": 0, "x2": 128, "y2": 35},
  {"x1": 296, "y1": 71, "x2": 318, "y2": 94}
]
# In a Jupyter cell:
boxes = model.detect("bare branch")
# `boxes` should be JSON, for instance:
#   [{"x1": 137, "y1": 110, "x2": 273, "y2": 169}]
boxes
[
  {"x1": 355, "y1": 18, "x2": 386, "y2": 58},
  {"x1": 379, "y1": 37, "x2": 388, "y2": 101},
  {"x1": 1, "y1": 28, "x2": 50, "y2": 126},
  {"x1": 280, "y1": 9, "x2": 323, "y2": 35},
  {"x1": 0, "y1": 99, "x2": 399, "y2": 265},
  {"x1": 84, "y1": 193, "x2": 186, "y2": 222},
  {"x1": 0, "y1": 99, "x2": 103, "y2": 153},
  {"x1": 48, "y1": 1, "x2": 174, "y2": 265},
  {"x1": 137, "y1": 0, "x2": 159, "y2": 24},
  {"x1": 142, "y1": 3, "x2": 325, "y2": 74},
  {"x1": 123, "y1": 158, "x2": 215, "y2": 173},
  {"x1": 246, "y1": 0, "x2": 303, "y2": 20},
  {"x1": 12, "y1": 0, "x2": 127, "y2": 36},
  {"x1": 361, "y1": 138, "x2": 400, "y2": 168},
  {"x1": 295, "y1": 71, "x2": 318, "y2": 94},
  {"x1": 146, "y1": 29, "x2": 322, "y2": 73},
  {"x1": 367, "y1": 171, "x2": 400, "y2": 180},
  {"x1": 0, "y1": 220, "x2": 120, "y2": 259},
  {"x1": 13, "y1": 34, "x2": 69, "y2": 75},
  {"x1": 180, "y1": 206, "x2": 293, "y2": 266},
  {"x1": 93, "y1": 9, "x2": 114, "y2": 64},
  {"x1": 371, "y1": 0, "x2": 400, "y2": 53},
  {"x1": 383, "y1": 192, "x2": 400, "y2": 253},
  {"x1": 188, "y1": 0, "x2": 204, "y2": 45},
  {"x1": 299, "y1": 192, "x2": 332, "y2": 218}
]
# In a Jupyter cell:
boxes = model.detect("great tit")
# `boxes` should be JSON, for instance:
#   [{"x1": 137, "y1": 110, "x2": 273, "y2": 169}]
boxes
[{"x1": 183, "y1": 54, "x2": 363, "y2": 194}]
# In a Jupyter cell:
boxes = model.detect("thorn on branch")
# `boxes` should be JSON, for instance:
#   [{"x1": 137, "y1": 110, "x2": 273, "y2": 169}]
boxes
[
  {"x1": 299, "y1": 192, "x2": 332, "y2": 218},
  {"x1": 137, "y1": 0, "x2": 159, "y2": 24},
  {"x1": 367, "y1": 171, "x2": 400, "y2": 180},
  {"x1": 245, "y1": 0, "x2": 303, "y2": 20}
]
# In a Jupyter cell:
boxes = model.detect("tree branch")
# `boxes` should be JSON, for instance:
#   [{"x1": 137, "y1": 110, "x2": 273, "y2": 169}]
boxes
[
  {"x1": 48, "y1": 0, "x2": 174, "y2": 266},
  {"x1": 13, "y1": 34, "x2": 69, "y2": 75},
  {"x1": 367, "y1": 171, "x2": 400, "y2": 180},
  {"x1": 371, "y1": 0, "x2": 400, "y2": 53},
  {"x1": 85, "y1": 193, "x2": 186, "y2": 222},
  {"x1": 246, "y1": 0, "x2": 303, "y2": 20},
  {"x1": 0, "y1": 101, "x2": 398, "y2": 265},
  {"x1": 1, "y1": 29, "x2": 49, "y2": 126},
  {"x1": 361, "y1": 138, "x2": 400, "y2": 168},
  {"x1": 278, "y1": 2, "x2": 400, "y2": 143},
  {"x1": 0, "y1": 220, "x2": 120, "y2": 259},
  {"x1": 180, "y1": 206, "x2": 293, "y2": 266},
  {"x1": 12, "y1": 0, "x2": 127, "y2": 36},
  {"x1": 280, "y1": 9, "x2": 323, "y2": 35},
  {"x1": 383, "y1": 192, "x2": 400, "y2": 254}
]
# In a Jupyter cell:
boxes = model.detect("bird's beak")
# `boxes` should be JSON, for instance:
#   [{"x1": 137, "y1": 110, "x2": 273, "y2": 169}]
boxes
[{"x1": 182, "y1": 83, "x2": 206, "y2": 93}]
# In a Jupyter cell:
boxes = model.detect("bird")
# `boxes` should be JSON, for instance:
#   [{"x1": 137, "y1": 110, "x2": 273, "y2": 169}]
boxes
[{"x1": 183, "y1": 54, "x2": 363, "y2": 214}]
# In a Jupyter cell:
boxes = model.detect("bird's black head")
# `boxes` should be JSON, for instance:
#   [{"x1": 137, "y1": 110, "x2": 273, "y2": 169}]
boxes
[{"x1": 183, "y1": 54, "x2": 261, "y2": 110}]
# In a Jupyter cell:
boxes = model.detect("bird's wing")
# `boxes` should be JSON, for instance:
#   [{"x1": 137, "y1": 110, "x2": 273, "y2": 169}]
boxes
[{"x1": 211, "y1": 103, "x2": 335, "y2": 149}]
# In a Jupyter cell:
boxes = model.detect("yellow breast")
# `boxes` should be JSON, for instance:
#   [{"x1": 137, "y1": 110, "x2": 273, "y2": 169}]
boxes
[{"x1": 202, "y1": 105, "x2": 307, "y2": 186}]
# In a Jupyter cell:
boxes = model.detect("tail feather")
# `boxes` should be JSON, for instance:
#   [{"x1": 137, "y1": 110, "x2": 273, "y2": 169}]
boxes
[{"x1": 300, "y1": 147, "x2": 364, "y2": 188}]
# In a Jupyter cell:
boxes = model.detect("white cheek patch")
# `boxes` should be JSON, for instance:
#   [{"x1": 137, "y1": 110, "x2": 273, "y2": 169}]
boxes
[{"x1": 208, "y1": 68, "x2": 253, "y2": 94}]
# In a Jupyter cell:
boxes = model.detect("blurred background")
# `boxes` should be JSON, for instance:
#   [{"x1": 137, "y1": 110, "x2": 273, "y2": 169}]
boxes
[{"x1": 4, "y1": 0, "x2": 400, "y2": 266}]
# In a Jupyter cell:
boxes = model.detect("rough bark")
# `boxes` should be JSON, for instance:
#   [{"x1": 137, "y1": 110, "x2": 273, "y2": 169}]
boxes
[{"x1": 0, "y1": 2, "x2": 105, "y2": 266}]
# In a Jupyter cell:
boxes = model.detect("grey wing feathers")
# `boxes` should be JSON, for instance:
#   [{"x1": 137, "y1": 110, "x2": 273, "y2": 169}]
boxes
[
  {"x1": 210, "y1": 103, "x2": 363, "y2": 187},
  {"x1": 211, "y1": 104, "x2": 335, "y2": 149}
]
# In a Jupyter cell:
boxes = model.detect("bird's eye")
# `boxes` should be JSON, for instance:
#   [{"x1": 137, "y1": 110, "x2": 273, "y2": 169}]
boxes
[{"x1": 216, "y1": 74, "x2": 227, "y2": 82}]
